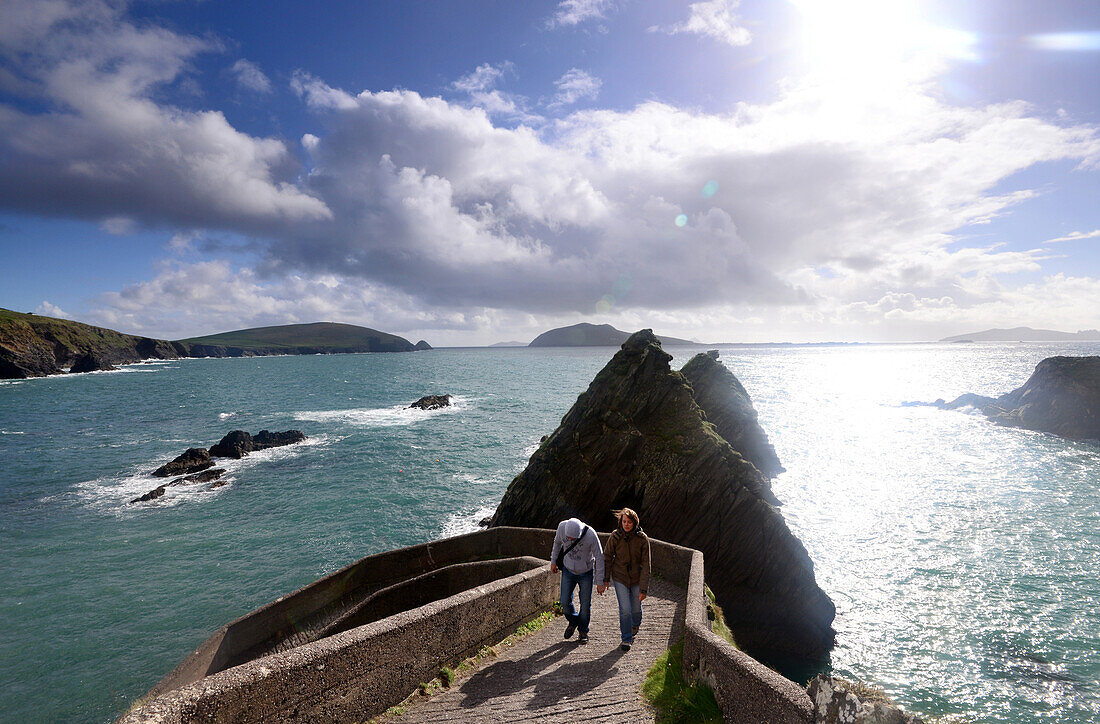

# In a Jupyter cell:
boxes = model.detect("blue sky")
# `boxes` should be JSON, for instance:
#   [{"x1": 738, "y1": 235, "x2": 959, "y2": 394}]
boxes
[{"x1": 1, "y1": 0, "x2": 1098, "y2": 344}]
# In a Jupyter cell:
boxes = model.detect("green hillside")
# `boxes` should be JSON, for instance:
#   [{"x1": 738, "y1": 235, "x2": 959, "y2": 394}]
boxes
[{"x1": 180, "y1": 322, "x2": 418, "y2": 354}]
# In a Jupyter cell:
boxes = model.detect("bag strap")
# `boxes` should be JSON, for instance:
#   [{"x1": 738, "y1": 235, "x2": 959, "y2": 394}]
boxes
[{"x1": 562, "y1": 525, "x2": 588, "y2": 558}]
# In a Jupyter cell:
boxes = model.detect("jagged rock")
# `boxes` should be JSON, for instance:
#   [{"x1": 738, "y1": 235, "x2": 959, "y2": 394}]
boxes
[
  {"x1": 209, "y1": 430, "x2": 254, "y2": 458},
  {"x1": 69, "y1": 353, "x2": 118, "y2": 373},
  {"x1": 808, "y1": 676, "x2": 925, "y2": 724},
  {"x1": 490, "y1": 329, "x2": 835, "y2": 666},
  {"x1": 166, "y1": 468, "x2": 226, "y2": 487},
  {"x1": 130, "y1": 485, "x2": 166, "y2": 504},
  {"x1": 253, "y1": 430, "x2": 306, "y2": 449},
  {"x1": 152, "y1": 448, "x2": 213, "y2": 477},
  {"x1": 477, "y1": 516, "x2": 492, "y2": 528},
  {"x1": 410, "y1": 394, "x2": 452, "y2": 410},
  {"x1": 939, "y1": 356, "x2": 1100, "y2": 441},
  {"x1": 209, "y1": 429, "x2": 306, "y2": 458},
  {"x1": 680, "y1": 349, "x2": 786, "y2": 483}
]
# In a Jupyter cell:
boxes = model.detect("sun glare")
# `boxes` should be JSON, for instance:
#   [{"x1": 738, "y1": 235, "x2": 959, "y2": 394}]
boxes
[{"x1": 789, "y1": 0, "x2": 978, "y2": 91}]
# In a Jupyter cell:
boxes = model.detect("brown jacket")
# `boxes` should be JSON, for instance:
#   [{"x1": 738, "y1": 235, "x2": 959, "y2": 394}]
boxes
[{"x1": 602, "y1": 528, "x2": 651, "y2": 592}]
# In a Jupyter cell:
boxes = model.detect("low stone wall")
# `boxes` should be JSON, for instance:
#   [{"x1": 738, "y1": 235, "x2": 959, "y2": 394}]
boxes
[
  {"x1": 121, "y1": 526, "x2": 815, "y2": 723},
  {"x1": 121, "y1": 558, "x2": 557, "y2": 723}
]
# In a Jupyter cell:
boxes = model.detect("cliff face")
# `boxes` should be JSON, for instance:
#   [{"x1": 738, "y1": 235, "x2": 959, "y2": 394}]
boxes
[
  {"x1": 939, "y1": 356, "x2": 1100, "y2": 442},
  {"x1": 681, "y1": 350, "x2": 785, "y2": 481},
  {"x1": 490, "y1": 330, "x2": 835, "y2": 666}
]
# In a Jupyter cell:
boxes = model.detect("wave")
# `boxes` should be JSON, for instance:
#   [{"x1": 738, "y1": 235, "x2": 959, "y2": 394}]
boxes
[
  {"x1": 294, "y1": 396, "x2": 470, "y2": 427},
  {"x1": 65, "y1": 434, "x2": 336, "y2": 515},
  {"x1": 218, "y1": 412, "x2": 238, "y2": 420},
  {"x1": 1, "y1": 429, "x2": 25, "y2": 435},
  {"x1": 437, "y1": 504, "x2": 496, "y2": 539}
]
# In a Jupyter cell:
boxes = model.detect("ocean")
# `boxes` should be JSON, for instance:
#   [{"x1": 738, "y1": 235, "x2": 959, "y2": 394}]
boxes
[{"x1": 1, "y1": 342, "x2": 1098, "y2": 723}]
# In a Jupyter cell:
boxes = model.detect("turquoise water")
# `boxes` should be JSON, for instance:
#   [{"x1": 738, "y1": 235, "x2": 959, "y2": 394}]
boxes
[{"x1": 1, "y1": 343, "x2": 1098, "y2": 723}]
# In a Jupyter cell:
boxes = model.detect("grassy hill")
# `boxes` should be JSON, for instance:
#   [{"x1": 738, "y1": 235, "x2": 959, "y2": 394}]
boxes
[
  {"x1": 0, "y1": 311, "x2": 426, "y2": 379},
  {"x1": 179, "y1": 322, "x2": 418, "y2": 355}
]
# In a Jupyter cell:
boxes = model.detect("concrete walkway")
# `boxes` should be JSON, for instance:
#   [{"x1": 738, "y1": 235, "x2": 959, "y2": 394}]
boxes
[{"x1": 391, "y1": 577, "x2": 686, "y2": 722}]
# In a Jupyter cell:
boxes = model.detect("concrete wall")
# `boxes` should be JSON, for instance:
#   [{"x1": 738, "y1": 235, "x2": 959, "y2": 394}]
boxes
[{"x1": 121, "y1": 526, "x2": 814, "y2": 724}]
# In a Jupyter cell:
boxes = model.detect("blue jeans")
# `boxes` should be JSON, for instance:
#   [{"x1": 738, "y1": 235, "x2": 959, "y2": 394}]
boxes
[
  {"x1": 613, "y1": 580, "x2": 642, "y2": 643},
  {"x1": 560, "y1": 568, "x2": 593, "y2": 634}
]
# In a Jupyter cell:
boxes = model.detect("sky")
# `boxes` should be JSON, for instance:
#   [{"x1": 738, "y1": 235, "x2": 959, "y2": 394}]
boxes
[{"x1": 1, "y1": 0, "x2": 1098, "y2": 345}]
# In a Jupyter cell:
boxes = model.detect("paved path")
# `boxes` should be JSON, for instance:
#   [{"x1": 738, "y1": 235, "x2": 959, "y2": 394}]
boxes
[{"x1": 391, "y1": 577, "x2": 686, "y2": 722}]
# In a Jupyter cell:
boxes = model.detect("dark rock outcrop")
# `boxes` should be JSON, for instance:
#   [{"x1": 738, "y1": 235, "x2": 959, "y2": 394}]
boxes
[
  {"x1": 681, "y1": 349, "x2": 785, "y2": 482},
  {"x1": 209, "y1": 430, "x2": 254, "y2": 458},
  {"x1": 130, "y1": 485, "x2": 166, "y2": 504},
  {"x1": 167, "y1": 468, "x2": 226, "y2": 486},
  {"x1": 414, "y1": 340, "x2": 432, "y2": 351},
  {"x1": 939, "y1": 356, "x2": 1100, "y2": 441},
  {"x1": 490, "y1": 329, "x2": 835, "y2": 667},
  {"x1": 152, "y1": 448, "x2": 213, "y2": 477},
  {"x1": 69, "y1": 353, "x2": 118, "y2": 373},
  {"x1": 410, "y1": 394, "x2": 452, "y2": 410},
  {"x1": 210, "y1": 429, "x2": 307, "y2": 458},
  {"x1": 253, "y1": 429, "x2": 307, "y2": 449}
]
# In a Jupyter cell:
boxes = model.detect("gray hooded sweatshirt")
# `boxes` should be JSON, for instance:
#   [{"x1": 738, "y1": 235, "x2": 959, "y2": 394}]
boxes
[{"x1": 550, "y1": 518, "x2": 605, "y2": 582}]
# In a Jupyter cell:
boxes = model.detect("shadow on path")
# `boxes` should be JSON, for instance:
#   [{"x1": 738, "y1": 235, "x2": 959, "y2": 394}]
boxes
[{"x1": 525, "y1": 645, "x2": 628, "y2": 711}]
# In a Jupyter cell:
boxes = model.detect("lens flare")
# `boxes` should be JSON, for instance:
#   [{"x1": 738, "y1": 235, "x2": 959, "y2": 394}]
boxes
[
  {"x1": 674, "y1": 214, "x2": 688, "y2": 227},
  {"x1": 702, "y1": 180, "x2": 719, "y2": 198}
]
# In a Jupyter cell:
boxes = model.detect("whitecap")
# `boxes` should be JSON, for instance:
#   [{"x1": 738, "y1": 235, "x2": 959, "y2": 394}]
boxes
[
  {"x1": 437, "y1": 504, "x2": 496, "y2": 539},
  {"x1": 1, "y1": 429, "x2": 26, "y2": 435},
  {"x1": 294, "y1": 396, "x2": 470, "y2": 427},
  {"x1": 218, "y1": 412, "x2": 238, "y2": 420}
]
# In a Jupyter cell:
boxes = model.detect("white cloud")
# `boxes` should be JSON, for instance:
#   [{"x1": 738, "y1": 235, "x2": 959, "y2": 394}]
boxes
[
  {"x1": 550, "y1": 69, "x2": 602, "y2": 107},
  {"x1": 448, "y1": 63, "x2": 541, "y2": 123},
  {"x1": 35, "y1": 301, "x2": 73, "y2": 319},
  {"x1": 548, "y1": 0, "x2": 615, "y2": 28},
  {"x1": 100, "y1": 216, "x2": 137, "y2": 235},
  {"x1": 1044, "y1": 229, "x2": 1100, "y2": 244},
  {"x1": 230, "y1": 59, "x2": 272, "y2": 94},
  {"x1": 654, "y1": 0, "x2": 752, "y2": 47},
  {"x1": 0, "y1": 0, "x2": 329, "y2": 232}
]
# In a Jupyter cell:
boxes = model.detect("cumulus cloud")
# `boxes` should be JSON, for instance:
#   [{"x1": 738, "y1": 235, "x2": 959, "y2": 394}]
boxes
[
  {"x1": 230, "y1": 59, "x2": 273, "y2": 94},
  {"x1": 0, "y1": 0, "x2": 329, "y2": 233},
  {"x1": 547, "y1": 0, "x2": 616, "y2": 28},
  {"x1": 653, "y1": 0, "x2": 752, "y2": 47},
  {"x1": 35, "y1": 301, "x2": 73, "y2": 319},
  {"x1": 447, "y1": 63, "x2": 541, "y2": 123},
  {"x1": 550, "y1": 69, "x2": 602, "y2": 107}
]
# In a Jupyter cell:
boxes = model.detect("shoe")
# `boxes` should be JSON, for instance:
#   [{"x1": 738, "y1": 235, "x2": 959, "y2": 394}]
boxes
[
  {"x1": 578, "y1": 632, "x2": 589, "y2": 644},
  {"x1": 564, "y1": 622, "x2": 577, "y2": 639},
  {"x1": 632, "y1": 626, "x2": 639, "y2": 637},
  {"x1": 620, "y1": 642, "x2": 631, "y2": 651}
]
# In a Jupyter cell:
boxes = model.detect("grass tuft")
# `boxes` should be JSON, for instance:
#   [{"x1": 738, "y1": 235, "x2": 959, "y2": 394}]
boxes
[
  {"x1": 703, "y1": 584, "x2": 737, "y2": 648},
  {"x1": 642, "y1": 640, "x2": 722, "y2": 724}
]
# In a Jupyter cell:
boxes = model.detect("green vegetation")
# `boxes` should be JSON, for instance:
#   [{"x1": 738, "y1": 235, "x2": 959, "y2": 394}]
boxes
[
  {"x1": 642, "y1": 640, "x2": 722, "y2": 724},
  {"x1": 181, "y1": 321, "x2": 414, "y2": 352},
  {"x1": 704, "y1": 584, "x2": 737, "y2": 647},
  {"x1": 439, "y1": 666, "x2": 455, "y2": 687}
]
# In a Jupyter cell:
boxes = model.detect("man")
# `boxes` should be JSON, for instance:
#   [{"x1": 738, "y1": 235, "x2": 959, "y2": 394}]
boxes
[{"x1": 549, "y1": 517, "x2": 605, "y2": 644}]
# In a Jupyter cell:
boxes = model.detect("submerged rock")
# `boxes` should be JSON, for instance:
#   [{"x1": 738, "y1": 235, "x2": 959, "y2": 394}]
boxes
[
  {"x1": 680, "y1": 349, "x2": 785, "y2": 483},
  {"x1": 410, "y1": 394, "x2": 452, "y2": 410},
  {"x1": 490, "y1": 329, "x2": 835, "y2": 665},
  {"x1": 940, "y1": 356, "x2": 1100, "y2": 441},
  {"x1": 130, "y1": 485, "x2": 166, "y2": 504},
  {"x1": 166, "y1": 468, "x2": 226, "y2": 486},
  {"x1": 152, "y1": 448, "x2": 213, "y2": 477}
]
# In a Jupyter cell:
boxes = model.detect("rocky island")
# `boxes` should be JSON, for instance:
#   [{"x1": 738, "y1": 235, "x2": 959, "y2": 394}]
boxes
[
  {"x1": 936, "y1": 355, "x2": 1100, "y2": 442},
  {"x1": 491, "y1": 329, "x2": 835, "y2": 668},
  {"x1": 528, "y1": 322, "x2": 697, "y2": 347},
  {"x1": 0, "y1": 309, "x2": 431, "y2": 379}
]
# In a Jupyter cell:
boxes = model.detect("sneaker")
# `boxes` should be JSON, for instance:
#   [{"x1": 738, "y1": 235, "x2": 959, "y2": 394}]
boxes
[
  {"x1": 620, "y1": 642, "x2": 631, "y2": 651},
  {"x1": 632, "y1": 626, "x2": 639, "y2": 637},
  {"x1": 564, "y1": 622, "x2": 577, "y2": 639},
  {"x1": 578, "y1": 632, "x2": 589, "y2": 644}
]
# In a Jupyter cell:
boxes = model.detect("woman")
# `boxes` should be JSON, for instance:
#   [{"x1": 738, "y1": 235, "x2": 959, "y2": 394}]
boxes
[{"x1": 601, "y1": 507, "x2": 651, "y2": 651}]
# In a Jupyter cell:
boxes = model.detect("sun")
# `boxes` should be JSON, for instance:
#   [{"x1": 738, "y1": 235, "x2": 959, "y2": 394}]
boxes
[{"x1": 788, "y1": 0, "x2": 978, "y2": 92}]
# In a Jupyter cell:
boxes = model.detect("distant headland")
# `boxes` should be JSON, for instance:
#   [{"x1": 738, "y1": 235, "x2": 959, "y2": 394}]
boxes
[
  {"x1": 528, "y1": 322, "x2": 698, "y2": 347},
  {"x1": 940, "y1": 326, "x2": 1100, "y2": 342},
  {"x1": 0, "y1": 308, "x2": 431, "y2": 380}
]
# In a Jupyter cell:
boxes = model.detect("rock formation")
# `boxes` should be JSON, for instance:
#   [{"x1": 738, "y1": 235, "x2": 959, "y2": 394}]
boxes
[
  {"x1": 209, "y1": 429, "x2": 307, "y2": 458},
  {"x1": 808, "y1": 676, "x2": 925, "y2": 724},
  {"x1": 414, "y1": 340, "x2": 432, "y2": 351},
  {"x1": 937, "y1": 356, "x2": 1100, "y2": 442},
  {"x1": 69, "y1": 353, "x2": 118, "y2": 373},
  {"x1": 681, "y1": 349, "x2": 785, "y2": 482},
  {"x1": 410, "y1": 394, "x2": 452, "y2": 410},
  {"x1": 490, "y1": 330, "x2": 835, "y2": 666},
  {"x1": 152, "y1": 448, "x2": 213, "y2": 477}
]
